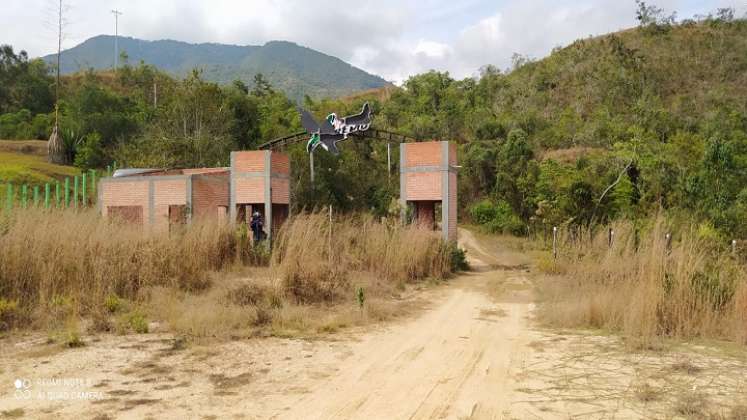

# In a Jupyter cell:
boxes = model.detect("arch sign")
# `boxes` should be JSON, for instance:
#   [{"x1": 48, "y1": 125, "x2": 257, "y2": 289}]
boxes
[{"x1": 299, "y1": 102, "x2": 372, "y2": 155}]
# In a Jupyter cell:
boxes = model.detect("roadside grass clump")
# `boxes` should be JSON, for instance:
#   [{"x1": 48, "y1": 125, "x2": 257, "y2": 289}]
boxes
[
  {"x1": 0, "y1": 208, "x2": 236, "y2": 329},
  {"x1": 104, "y1": 294, "x2": 122, "y2": 313},
  {"x1": 0, "y1": 298, "x2": 21, "y2": 331},
  {"x1": 48, "y1": 316, "x2": 84, "y2": 348},
  {"x1": 271, "y1": 212, "x2": 451, "y2": 304},
  {"x1": 536, "y1": 215, "x2": 747, "y2": 346},
  {"x1": 127, "y1": 311, "x2": 149, "y2": 334},
  {"x1": 147, "y1": 286, "x2": 257, "y2": 339}
]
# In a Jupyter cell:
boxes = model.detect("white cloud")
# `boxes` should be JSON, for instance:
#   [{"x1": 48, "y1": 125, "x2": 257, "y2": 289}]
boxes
[
  {"x1": 1, "y1": 0, "x2": 745, "y2": 84},
  {"x1": 413, "y1": 41, "x2": 452, "y2": 58}
]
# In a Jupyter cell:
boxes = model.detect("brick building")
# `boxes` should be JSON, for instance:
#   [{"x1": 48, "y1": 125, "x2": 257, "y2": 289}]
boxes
[
  {"x1": 399, "y1": 141, "x2": 458, "y2": 241},
  {"x1": 98, "y1": 151, "x2": 290, "y2": 240},
  {"x1": 99, "y1": 143, "x2": 457, "y2": 242},
  {"x1": 229, "y1": 150, "x2": 290, "y2": 239}
]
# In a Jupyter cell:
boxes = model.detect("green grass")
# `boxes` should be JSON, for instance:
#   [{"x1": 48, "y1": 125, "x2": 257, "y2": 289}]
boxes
[
  {"x1": 0, "y1": 147, "x2": 81, "y2": 202},
  {"x1": 0, "y1": 151, "x2": 79, "y2": 185}
]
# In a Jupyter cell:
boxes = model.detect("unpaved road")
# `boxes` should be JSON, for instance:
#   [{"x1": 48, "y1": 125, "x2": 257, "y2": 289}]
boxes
[
  {"x1": 3, "y1": 230, "x2": 746, "y2": 419},
  {"x1": 277, "y1": 234, "x2": 534, "y2": 420}
]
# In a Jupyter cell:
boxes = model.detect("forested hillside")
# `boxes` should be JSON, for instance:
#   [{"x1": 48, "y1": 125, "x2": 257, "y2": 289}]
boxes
[
  {"x1": 41, "y1": 36, "x2": 390, "y2": 101},
  {"x1": 1, "y1": 6, "x2": 746, "y2": 238}
]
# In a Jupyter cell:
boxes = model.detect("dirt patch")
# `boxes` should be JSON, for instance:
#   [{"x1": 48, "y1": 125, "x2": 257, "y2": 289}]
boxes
[
  {"x1": 209, "y1": 372, "x2": 253, "y2": 391},
  {"x1": 512, "y1": 332, "x2": 747, "y2": 419}
]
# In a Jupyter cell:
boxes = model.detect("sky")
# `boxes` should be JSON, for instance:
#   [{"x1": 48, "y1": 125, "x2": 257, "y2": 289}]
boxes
[{"x1": 1, "y1": 0, "x2": 745, "y2": 83}]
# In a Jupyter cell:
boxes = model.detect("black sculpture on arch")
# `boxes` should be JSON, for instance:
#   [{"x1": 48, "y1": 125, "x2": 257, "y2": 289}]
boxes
[{"x1": 300, "y1": 102, "x2": 372, "y2": 155}]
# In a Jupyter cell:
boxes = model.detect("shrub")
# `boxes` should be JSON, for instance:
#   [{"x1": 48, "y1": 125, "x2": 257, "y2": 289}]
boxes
[
  {"x1": 470, "y1": 200, "x2": 499, "y2": 225},
  {"x1": 470, "y1": 199, "x2": 526, "y2": 235},
  {"x1": 73, "y1": 132, "x2": 106, "y2": 170},
  {"x1": 104, "y1": 294, "x2": 122, "y2": 313},
  {"x1": 227, "y1": 283, "x2": 268, "y2": 306},
  {"x1": 0, "y1": 298, "x2": 20, "y2": 331},
  {"x1": 58, "y1": 317, "x2": 84, "y2": 348},
  {"x1": 119, "y1": 311, "x2": 149, "y2": 334},
  {"x1": 445, "y1": 242, "x2": 469, "y2": 272}
]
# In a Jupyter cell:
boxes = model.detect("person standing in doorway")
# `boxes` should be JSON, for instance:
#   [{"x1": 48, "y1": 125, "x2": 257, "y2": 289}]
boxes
[{"x1": 250, "y1": 211, "x2": 264, "y2": 242}]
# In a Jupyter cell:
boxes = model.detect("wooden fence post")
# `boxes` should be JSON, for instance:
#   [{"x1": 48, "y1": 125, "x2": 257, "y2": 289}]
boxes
[
  {"x1": 608, "y1": 228, "x2": 614, "y2": 248},
  {"x1": 328, "y1": 205, "x2": 333, "y2": 263},
  {"x1": 553, "y1": 226, "x2": 558, "y2": 259}
]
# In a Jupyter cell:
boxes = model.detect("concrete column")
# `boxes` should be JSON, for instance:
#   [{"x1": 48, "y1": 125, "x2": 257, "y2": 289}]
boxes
[
  {"x1": 148, "y1": 179, "x2": 155, "y2": 225},
  {"x1": 264, "y1": 150, "x2": 273, "y2": 244},
  {"x1": 185, "y1": 175, "x2": 193, "y2": 225},
  {"x1": 399, "y1": 143, "x2": 407, "y2": 223},
  {"x1": 229, "y1": 152, "x2": 236, "y2": 224},
  {"x1": 441, "y1": 141, "x2": 450, "y2": 242}
]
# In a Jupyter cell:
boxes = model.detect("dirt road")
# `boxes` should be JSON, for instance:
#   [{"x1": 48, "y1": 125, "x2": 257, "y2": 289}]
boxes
[
  {"x1": 2, "y1": 230, "x2": 541, "y2": 419},
  {"x1": 277, "y1": 236, "x2": 534, "y2": 420}
]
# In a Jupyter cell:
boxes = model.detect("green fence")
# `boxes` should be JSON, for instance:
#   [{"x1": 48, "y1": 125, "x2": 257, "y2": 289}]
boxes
[{"x1": 3, "y1": 167, "x2": 107, "y2": 212}]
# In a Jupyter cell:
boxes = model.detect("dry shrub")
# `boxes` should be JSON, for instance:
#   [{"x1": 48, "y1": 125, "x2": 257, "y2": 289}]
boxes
[
  {"x1": 537, "y1": 215, "x2": 747, "y2": 345},
  {"x1": 0, "y1": 208, "x2": 236, "y2": 326},
  {"x1": 271, "y1": 212, "x2": 450, "y2": 303},
  {"x1": 148, "y1": 286, "x2": 255, "y2": 339}
]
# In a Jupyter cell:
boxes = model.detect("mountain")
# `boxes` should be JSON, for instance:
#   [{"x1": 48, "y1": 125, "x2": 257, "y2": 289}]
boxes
[{"x1": 42, "y1": 35, "x2": 390, "y2": 101}]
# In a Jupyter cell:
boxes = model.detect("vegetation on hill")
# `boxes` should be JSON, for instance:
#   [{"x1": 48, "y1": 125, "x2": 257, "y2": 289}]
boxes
[
  {"x1": 1, "y1": 4, "x2": 746, "y2": 239},
  {"x1": 41, "y1": 36, "x2": 390, "y2": 101}
]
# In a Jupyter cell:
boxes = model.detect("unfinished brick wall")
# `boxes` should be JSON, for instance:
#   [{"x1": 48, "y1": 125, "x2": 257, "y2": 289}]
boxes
[
  {"x1": 404, "y1": 172, "x2": 441, "y2": 201},
  {"x1": 400, "y1": 141, "x2": 458, "y2": 242},
  {"x1": 192, "y1": 173, "x2": 229, "y2": 220},
  {"x1": 448, "y1": 171, "x2": 458, "y2": 240},
  {"x1": 230, "y1": 150, "x2": 291, "y2": 243},
  {"x1": 100, "y1": 171, "x2": 230, "y2": 228},
  {"x1": 101, "y1": 180, "x2": 150, "y2": 224},
  {"x1": 152, "y1": 178, "x2": 188, "y2": 230},
  {"x1": 271, "y1": 152, "x2": 290, "y2": 176}
]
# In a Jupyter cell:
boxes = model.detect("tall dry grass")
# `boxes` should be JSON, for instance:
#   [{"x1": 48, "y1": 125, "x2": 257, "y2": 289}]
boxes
[
  {"x1": 537, "y1": 216, "x2": 747, "y2": 346},
  {"x1": 0, "y1": 209, "x2": 453, "y2": 337},
  {"x1": 271, "y1": 212, "x2": 451, "y2": 303},
  {"x1": 139, "y1": 212, "x2": 453, "y2": 339},
  {"x1": 0, "y1": 208, "x2": 235, "y2": 328}
]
